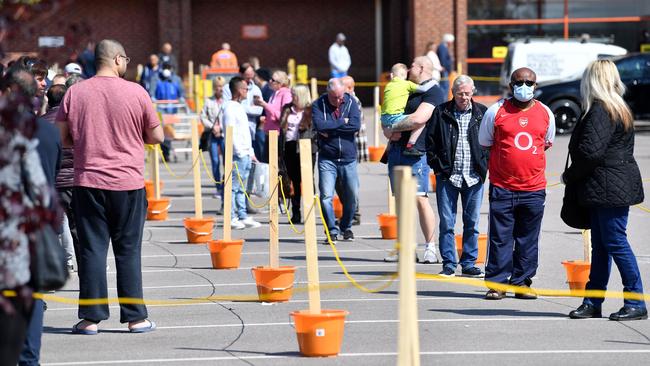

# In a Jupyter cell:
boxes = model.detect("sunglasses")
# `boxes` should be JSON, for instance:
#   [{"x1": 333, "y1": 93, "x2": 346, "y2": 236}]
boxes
[
  {"x1": 270, "y1": 78, "x2": 279, "y2": 83},
  {"x1": 512, "y1": 80, "x2": 535, "y2": 87}
]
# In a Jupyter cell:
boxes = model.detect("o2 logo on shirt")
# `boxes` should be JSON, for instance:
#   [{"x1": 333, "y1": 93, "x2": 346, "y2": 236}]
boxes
[{"x1": 514, "y1": 132, "x2": 538, "y2": 155}]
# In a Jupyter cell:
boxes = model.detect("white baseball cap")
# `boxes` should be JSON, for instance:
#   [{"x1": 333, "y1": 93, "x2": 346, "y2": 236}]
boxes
[{"x1": 64, "y1": 63, "x2": 82, "y2": 75}]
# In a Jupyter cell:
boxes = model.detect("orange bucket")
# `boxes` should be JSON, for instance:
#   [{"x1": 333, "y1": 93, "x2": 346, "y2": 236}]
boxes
[
  {"x1": 368, "y1": 145, "x2": 386, "y2": 162},
  {"x1": 208, "y1": 239, "x2": 244, "y2": 269},
  {"x1": 429, "y1": 173, "x2": 437, "y2": 192},
  {"x1": 377, "y1": 213, "x2": 397, "y2": 239},
  {"x1": 144, "y1": 180, "x2": 164, "y2": 199},
  {"x1": 290, "y1": 309, "x2": 349, "y2": 357},
  {"x1": 183, "y1": 217, "x2": 215, "y2": 243},
  {"x1": 455, "y1": 234, "x2": 488, "y2": 264},
  {"x1": 562, "y1": 260, "x2": 591, "y2": 292},
  {"x1": 332, "y1": 196, "x2": 343, "y2": 219},
  {"x1": 146, "y1": 197, "x2": 170, "y2": 221},
  {"x1": 251, "y1": 266, "x2": 296, "y2": 302}
]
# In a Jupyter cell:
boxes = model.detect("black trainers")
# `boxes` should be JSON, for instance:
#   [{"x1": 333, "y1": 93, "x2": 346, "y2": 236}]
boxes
[
  {"x1": 439, "y1": 267, "x2": 455, "y2": 277},
  {"x1": 569, "y1": 304, "x2": 602, "y2": 319},
  {"x1": 461, "y1": 267, "x2": 484, "y2": 278},
  {"x1": 342, "y1": 229, "x2": 354, "y2": 241},
  {"x1": 403, "y1": 146, "x2": 423, "y2": 156},
  {"x1": 322, "y1": 235, "x2": 338, "y2": 245}
]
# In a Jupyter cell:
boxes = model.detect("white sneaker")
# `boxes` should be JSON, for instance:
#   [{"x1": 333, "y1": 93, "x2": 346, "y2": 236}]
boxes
[
  {"x1": 422, "y1": 244, "x2": 440, "y2": 264},
  {"x1": 383, "y1": 250, "x2": 419, "y2": 263},
  {"x1": 231, "y1": 218, "x2": 246, "y2": 230},
  {"x1": 241, "y1": 217, "x2": 261, "y2": 228}
]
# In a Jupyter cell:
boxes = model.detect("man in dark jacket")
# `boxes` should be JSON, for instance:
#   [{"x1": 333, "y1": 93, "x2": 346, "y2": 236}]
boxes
[
  {"x1": 312, "y1": 78, "x2": 360, "y2": 243},
  {"x1": 426, "y1": 75, "x2": 487, "y2": 277}
]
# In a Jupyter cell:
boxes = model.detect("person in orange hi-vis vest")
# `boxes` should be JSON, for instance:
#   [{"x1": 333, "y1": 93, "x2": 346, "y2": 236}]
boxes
[{"x1": 210, "y1": 43, "x2": 239, "y2": 70}]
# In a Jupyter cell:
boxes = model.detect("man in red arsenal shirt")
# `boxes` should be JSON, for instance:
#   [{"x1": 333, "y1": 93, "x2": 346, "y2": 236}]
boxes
[{"x1": 478, "y1": 68, "x2": 555, "y2": 300}]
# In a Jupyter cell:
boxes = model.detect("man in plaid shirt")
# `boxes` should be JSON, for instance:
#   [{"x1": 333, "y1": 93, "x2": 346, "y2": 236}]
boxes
[{"x1": 425, "y1": 75, "x2": 488, "y2": 277}]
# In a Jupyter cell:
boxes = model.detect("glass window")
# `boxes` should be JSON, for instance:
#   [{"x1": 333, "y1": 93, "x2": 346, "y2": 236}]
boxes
[{"x1": 616, "y1": 56, "x2": 646, "y2": 80}]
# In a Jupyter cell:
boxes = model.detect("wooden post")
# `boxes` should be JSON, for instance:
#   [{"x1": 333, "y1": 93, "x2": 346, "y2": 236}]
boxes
[
  {"x1": 373, "y1": 86, "x2": 380, "y2": 147},
  {"x1": 152, "y1": 145, "x2": 161, "y2": 200},
  {"x1": 191, "y1": 117, "x2": 203, "y2": 219},
  {"x1": 194, "y1": 74, "x2": 201, "y2": 114},
  {"x1": 310, "y1": 77, "x2": 318, "y2": 102},
  {"x1": 269, "y1": 131, "x2": 279, "y2": 268},
  {"x1": 395, "y1": 166, "x2": 420, "y2": 366},
  {"x1": 388, "y1": 178, "x2": 395, "y2": 216},
  {"x1": 582, "y1": 229, "x2": 591, "y2": 263},
  {"x1": 188, "y1": 60, "x2": 194, "y2": 99},
  {"x1": 287, "y1": 58, "x2": 296, "y2": 86},
  {"x1": 223, "y1": 126, "x2": 234, "y2": 241},
  {"x1": 300, "y1": 139, "x2": 321, "y2": 314}
]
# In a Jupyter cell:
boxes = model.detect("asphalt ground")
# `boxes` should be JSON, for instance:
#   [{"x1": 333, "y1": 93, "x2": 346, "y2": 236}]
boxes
[{"x1": 40, "y1": 111, "x2": 650, "y2": 365}]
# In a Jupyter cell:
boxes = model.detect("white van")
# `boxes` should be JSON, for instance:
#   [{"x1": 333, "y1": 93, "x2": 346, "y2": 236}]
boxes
[{"x1": 500, "y1": 40, "x2": 627, "y2": 91}]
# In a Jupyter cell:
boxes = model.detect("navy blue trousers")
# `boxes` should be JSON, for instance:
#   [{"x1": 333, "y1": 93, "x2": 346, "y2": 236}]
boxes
[
  {"x1": 583, "y1": 206, "x2": 646, "y2": 309},
  {"x1": 485, "y1": 185, "x2": 546, "y2": 286},
  {"x1": 73, "y1": 187, "x2": 148, "y2": 323}
]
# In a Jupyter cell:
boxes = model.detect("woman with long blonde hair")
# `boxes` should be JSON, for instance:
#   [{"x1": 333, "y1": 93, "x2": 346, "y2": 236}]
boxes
[
  {"x1": 278, "y1": 84, "x2": 314, "y2": 222},
  {"x1": 564, "y1": 59, "x2": 646, "y2": 321}
]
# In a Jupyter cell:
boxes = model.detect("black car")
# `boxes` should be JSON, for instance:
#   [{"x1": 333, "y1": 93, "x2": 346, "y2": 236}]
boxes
[{"x1": 534, "y1": 53, "x2": 650, "y2": 134}]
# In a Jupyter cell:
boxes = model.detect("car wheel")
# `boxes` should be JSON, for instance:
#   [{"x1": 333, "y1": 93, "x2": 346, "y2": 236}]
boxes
[{"x1": 550, "y1": 99, "x2": 581, "y2": 134}]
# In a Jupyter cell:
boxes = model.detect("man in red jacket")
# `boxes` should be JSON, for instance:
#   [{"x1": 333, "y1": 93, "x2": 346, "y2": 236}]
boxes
[{"x1": 478, "y1": 67, "x2": 555, "y2": 300}]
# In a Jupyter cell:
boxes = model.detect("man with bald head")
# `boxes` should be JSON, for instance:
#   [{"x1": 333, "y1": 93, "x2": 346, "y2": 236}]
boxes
[
  {"x1": 158, "y1": 42, "x2": 178, "y2": 73},
  {"x1": 313, "y1": 78, "x2": 361, "y2": 242},
  {"x1": 57, "y1": 39, "x2": 164, "y2": 334},
  {"x1": 383, "y1": 56, "x2": 445, "y2": 263},
  {"x1": 479, "y1": 67, "x2": 555, "y2": 300}
]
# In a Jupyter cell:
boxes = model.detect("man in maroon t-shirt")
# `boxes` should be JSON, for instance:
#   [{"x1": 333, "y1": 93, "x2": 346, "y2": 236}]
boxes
[
  {"x1": 478, "y1": 67, "x2": 555, "y2": 300},
  {"x1": 57, "y1": 39, "x2": 164, "y2": 334}
]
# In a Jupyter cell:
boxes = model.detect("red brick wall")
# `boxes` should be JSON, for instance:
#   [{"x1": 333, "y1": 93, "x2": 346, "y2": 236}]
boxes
[
  {"x1": 410, "y1": 0, "x2": 466, "y2": 73},
  {"x1": 4, "y1": 0, "x2": 158, "y2": 80},
  {"x1": 190, "y1": 0, "x2": 376, "y2": 82}
]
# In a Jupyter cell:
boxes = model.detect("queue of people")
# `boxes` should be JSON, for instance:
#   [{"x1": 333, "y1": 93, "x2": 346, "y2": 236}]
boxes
[{"x1": 0, "y1": 34, "x2": 647, "y2": 366}]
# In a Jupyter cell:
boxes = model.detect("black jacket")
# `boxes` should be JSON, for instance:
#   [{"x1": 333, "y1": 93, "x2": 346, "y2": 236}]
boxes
[
  {"x1": 563, "y1": 101, "x2": 644, "y2": 207},
  {"x1": 425, "y1": 100, "x2": 489, "y2": 182}
]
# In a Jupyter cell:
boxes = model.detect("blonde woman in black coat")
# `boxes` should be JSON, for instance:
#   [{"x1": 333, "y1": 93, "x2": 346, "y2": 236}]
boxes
[{"x1": 564, "y1": 60, "x2": 646, "y2": 321}]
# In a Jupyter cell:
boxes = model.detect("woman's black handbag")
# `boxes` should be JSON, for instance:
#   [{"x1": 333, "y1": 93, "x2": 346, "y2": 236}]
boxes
[
  {"x1": 21, "y1": 159, "x2": 69, "y2": 292},
  {"x1": 199, "y1": 129, "x2": 211, "y2": 151},
  {"x1": 560, "y1": 153, "x2": 591, "y2": 229}
]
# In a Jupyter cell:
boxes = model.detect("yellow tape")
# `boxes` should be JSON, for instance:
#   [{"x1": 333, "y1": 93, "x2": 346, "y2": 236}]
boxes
[
  {"x1": 314, "y1": 196, "x2": 399, "y2": 293},
  {"x1": 232, "y1": 161, "x2": 279, "y2": 209},
  {"x1": 278, "y1": 177, "x2": 305, "y2": 234},
  {"x1": 153, "y1": 144, "x2": 201, "y2": 179}
]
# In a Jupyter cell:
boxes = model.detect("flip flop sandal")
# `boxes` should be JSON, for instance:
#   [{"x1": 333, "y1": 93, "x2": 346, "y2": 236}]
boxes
[
  {"x1": 129, "y1": 319, "x2": 157, "y2": 333},
  {"x1": 485, "y1": 289, "x2": 506, "y2": 300},
  {"x1": 72, "y1": 321, "x2": 98, "y2": 335}
]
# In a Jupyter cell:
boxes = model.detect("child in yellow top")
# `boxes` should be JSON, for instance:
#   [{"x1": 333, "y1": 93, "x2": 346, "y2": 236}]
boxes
[{"x1": 381, "y1": 63, "x2": 430, "y2": 156}]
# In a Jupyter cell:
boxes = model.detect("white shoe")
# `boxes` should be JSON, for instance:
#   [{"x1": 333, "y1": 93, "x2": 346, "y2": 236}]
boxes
[
  {"x1": 383, "y1": 250, "x2": 419, "y2": 263},
  {"x1": 422, "y1": 244, "x2": 440, "y2": 264},
  {"x1": 231, "y1": 218, "x2": 246, "y2": 230},
  {"x1": 241, "y1": 217, "x2": 261, "y2": 228}
]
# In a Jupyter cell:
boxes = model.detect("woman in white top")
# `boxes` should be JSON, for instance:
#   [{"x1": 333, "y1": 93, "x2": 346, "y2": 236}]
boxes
[
  {"x1": 425, "y1": 41, "x2": 443, "y2": 82},
  {"x1": 279, "y1": 84, "x2": 313, "y2": 222}
]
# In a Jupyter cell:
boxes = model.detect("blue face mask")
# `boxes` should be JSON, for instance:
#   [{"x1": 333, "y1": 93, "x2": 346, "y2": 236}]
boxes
[{"x1": 512, "y1": 84, "x2": 534, "y2": 102}]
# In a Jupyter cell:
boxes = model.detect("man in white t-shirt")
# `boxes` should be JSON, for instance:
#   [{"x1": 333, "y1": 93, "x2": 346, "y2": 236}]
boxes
[
  {"x1": 328, "y1": 33, "x2": 351, "y2": 78},
  {"x1": 222, "y1": 76, "x2": 262, "y2": 229}
]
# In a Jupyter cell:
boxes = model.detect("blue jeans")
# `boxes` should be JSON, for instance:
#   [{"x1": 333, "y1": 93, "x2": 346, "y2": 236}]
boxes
[
  {"x1": 254, "y1": 129, "x2": 266, "y2": 163},
  {"x1": 436, "y1": 177, "x2": 484, "y2": 271},
  {"x1": 387, "y1": 143, "x2": 430, "y2": 196},
  {"x1": 485, "y1": 185, "x2": 545, "y2": 285},
  {"x1": 583, "y1": 206, "x2": 646, "y2": 309},
  {"x1": 208, "y1": 135, "x2": 224, "y2": 197},
  {"x1": 18, "y1": 299, "x2": 43, "y2": 366},
  {"x1": 232, "y1": 155, "x2": 251, "y2": 220},
  {"x1": 318, "y1": 159, "x2": 358, "y2": 236}
]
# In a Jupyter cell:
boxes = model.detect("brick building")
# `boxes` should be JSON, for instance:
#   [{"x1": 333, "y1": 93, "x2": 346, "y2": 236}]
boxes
[{"x1": 3, "y1": 0, "x2": 466, "y2": 85}]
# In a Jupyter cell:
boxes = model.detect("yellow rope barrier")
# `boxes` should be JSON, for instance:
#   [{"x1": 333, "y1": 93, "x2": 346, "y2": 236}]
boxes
[
  {"x1": 314, "y1": 196, "x2": 399, "y2": 294},
  {"x1": 232, "y1": 161, "x2": 279, "y2": 209},
  {"x1": 278, "y1": 177, "x2": 305, "y2": 234},
  {"x1": 199, "y1": 149, "x2": 225, "y2": 185},
  {"x1": 151, "y1": 144, "x2": 201, "y2": 179}
]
